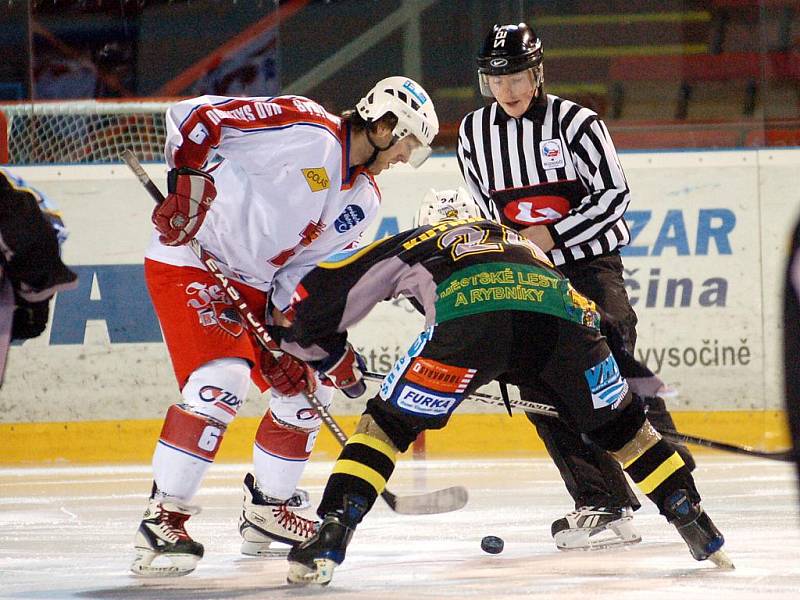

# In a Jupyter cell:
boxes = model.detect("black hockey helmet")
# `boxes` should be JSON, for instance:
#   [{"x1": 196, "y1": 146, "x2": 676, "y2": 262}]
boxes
[{"x1": 477, "y1": 23, "x2": 543, "y2": 97}]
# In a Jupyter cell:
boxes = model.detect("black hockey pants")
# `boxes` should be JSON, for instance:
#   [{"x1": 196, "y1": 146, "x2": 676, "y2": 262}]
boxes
[{"x1": 523, "y1": 252, "x2": 692, "y2": 511}]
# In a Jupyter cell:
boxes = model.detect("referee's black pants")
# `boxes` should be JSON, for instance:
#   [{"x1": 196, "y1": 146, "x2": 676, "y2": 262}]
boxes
[{"x1": 523, "y1": 252, "x2": 691, "y2": 512}]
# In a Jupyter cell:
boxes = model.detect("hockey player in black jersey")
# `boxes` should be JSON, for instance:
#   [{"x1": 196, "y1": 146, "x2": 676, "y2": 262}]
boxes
[
  {"x1": 0, "y1": 169, "x2": 77, "y2": 386},
  {"x1": 272, "y1": 215, "x2": 731, "y2": 585}
]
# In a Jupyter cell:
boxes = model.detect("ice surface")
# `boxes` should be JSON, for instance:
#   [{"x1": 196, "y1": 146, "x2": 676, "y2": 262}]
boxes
[{"x1": 1, "y1": 457, "x2": 798, "y2": 599}]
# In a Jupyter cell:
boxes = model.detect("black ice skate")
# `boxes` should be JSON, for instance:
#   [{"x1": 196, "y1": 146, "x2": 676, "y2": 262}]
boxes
[
  {"x1": 131, "y1": 495, "x2": 204, "y2": 577},
  {"x1": 286, "y1": 514, "x2": 354, "y2": 585},
  {"x1": 664, "y1": 489, "x2": 734, "y2": 569},
  {"x1": 239, "y1": 472, "x2": 318, "y2": 557},
  {"x1": 551, "y1": 506, "x2": 641, "y2": 550},
  {"x1": 286, "y1": 495, "x2": 366, "y2": 586}
]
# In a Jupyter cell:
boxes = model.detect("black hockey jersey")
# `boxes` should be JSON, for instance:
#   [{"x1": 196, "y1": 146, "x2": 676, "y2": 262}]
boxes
[
  {"x1": 279, "y1": 219, "x2": 599, "y2": 362},
  {"x1": 0, "y1": 170, "x2": 77, "y2": 303}
]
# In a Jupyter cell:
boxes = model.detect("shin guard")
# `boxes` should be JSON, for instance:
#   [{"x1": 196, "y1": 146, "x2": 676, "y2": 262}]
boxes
[
  {"x1": 253, "y1": 410, "x2": 317, "y2": 500},
  {"x1": 612, "y1": 420, "x2": 698, "y2": 512},
  {"x1": 317, "y1": 417, "x2": 398, "y2": 520},
  {"x1": 153, "y1": 404, "x2": 226, "y2": 501}
]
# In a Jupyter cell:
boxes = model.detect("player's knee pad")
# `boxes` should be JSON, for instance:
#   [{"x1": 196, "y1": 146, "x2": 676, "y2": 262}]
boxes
[
  {"x1": 587, "y1": 395, "x2": 647, "y2": 453},
  {"x1": 641, "y1": 395, "x2": 696, "y2": 472},
  {"x1": 363, "y1": 396, "x2": 418, "y2": 452},
  {"x1": 158, "y1": 403, "x2": 228, "y2": 463},
  {"x1": 180, "y1": 357, "x2": 251, "y2": 425},
  {"x1": 268, "y1": 378, "x2": 334, "y2": 431},
  {"x1": 352, "y1": 413, "x2": 400, "y2": 453}
]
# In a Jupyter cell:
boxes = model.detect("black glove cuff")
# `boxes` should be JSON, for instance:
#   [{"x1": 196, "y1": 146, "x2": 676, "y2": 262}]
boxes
[
  {"x1": 11, "y1": 297, "x2": 50, "y2": 340},
  {"x1": 167, "y1": 167, "x2": 214, "y2": 192},
  {"x1": 309, "y1": 344, "x2": 347, "y2": 372}
]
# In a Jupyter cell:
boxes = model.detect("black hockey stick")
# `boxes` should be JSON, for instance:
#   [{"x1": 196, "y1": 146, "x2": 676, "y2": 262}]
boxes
[
  {"x1": 121, "y1": 150, "x2": 468, "y2": 515},
  {"x1": 361, "y1": 371, "x2": 794, "y2": 462},
  {"x1": 490, "y1": 395, "x2": 794, "y2": 462}
]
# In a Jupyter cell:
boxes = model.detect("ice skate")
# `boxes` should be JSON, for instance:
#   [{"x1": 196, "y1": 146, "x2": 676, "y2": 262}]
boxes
[
  {"x1": 664, "y1": 490, "x2": 734, "y2": 569},
  {"x1": 552, "y1": 506, "x2": 641, "y2": 550},
  {"x1": 286, "y1": 494, "x2": 367, "y2": 586},
  {"x1": 130, "y1": 495, "x2": 204, "y2": 577},
  {"x1": 285, "y1": 487, "x2": 312, "y2": 510},
  {"x1": 286, "y1": 513, "x2": 354, "y2": 586},
  {"x1": 239, "y1": 472, "x2": 318, "y2": 557}
]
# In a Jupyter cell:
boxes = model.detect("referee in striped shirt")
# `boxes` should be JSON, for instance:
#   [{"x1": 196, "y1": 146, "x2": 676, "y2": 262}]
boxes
[{"x1": 457, "y1": 22, "x2": 693, "y2": 550}]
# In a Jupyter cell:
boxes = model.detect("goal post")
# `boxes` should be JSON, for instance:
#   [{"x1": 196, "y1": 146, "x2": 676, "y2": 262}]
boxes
[{"x1": 0, "y1": 100, "x2": 175, "y2": 165}]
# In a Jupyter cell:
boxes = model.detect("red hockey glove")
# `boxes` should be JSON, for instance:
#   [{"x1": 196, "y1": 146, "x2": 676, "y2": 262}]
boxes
[
  {"x1": 313, "y1": 344, "x2": 367, "y2": 398},
  {"x1": 260, "y1": 351, "x2": 317, "y2": 397},
  {"x1": 152, "y1": 167, "x2": 217, "y2": 246}
]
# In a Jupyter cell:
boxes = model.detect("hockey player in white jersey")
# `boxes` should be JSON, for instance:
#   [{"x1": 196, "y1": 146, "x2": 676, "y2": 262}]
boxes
[{"x1": 131, "y1": 76, "x2": 438, "y2": 577}]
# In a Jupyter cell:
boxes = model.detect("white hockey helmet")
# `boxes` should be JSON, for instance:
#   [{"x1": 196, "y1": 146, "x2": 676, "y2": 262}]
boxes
[
  {"x1": 356, "y1": 76, "x2": 439, "y2": 168},
  {"x1": 414, "y1": 187, "x2": 482, "y2": 227}
]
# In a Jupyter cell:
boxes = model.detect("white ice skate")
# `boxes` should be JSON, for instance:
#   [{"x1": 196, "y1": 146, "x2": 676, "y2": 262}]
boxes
[
  {"x1": 239, "y1": 473, "x2": 318, "y2": 557},
  {"x1": 131, "y1": 496, "x2": 204, "y2": 577},
  {"x1": 551, "y1": 506, "x2": 641, "y2": 551}
]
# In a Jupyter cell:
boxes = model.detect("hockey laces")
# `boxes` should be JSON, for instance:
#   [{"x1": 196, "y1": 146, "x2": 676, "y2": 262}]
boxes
[
  {"x1": 156, "y1": 505, "x2": 195, "y2": 541},
  {"x1": 273, "y1": 504, "x2": 318, "y2": 538}
]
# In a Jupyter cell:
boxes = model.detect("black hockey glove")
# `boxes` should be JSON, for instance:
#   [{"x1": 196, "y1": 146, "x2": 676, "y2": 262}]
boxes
[{"x1": 12, "y1": 296, "x2": 50, "y2": 340}]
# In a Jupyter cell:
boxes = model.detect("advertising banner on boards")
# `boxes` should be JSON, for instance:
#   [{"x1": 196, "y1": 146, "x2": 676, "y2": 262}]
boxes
[{"x1": 2, "y1": 149, "x2": 798, "y2": 423}]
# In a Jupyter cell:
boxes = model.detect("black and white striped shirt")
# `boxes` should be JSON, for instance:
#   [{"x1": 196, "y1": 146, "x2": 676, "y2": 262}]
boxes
[{"x1": 457, "y1": 93, "x2": 631, "y2": 266}]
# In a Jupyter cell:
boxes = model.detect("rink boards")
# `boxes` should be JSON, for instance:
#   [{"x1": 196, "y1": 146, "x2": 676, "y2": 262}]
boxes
[{"x1": 2, "y1": 148, "x2": 798, "y2": 463}]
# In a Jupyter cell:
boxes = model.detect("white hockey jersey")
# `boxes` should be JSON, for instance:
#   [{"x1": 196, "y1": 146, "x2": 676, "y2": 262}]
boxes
[{"x1": 145, "y1": 95, "x2": 381, "y2": 295}]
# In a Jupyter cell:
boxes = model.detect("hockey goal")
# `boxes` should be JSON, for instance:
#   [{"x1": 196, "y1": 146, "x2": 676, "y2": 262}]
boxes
[{"x1": 0, "y1": 100, "x2": 173, "y2": 165}]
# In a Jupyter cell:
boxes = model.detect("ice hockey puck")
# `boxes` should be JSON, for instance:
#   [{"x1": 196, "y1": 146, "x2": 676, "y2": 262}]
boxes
[{"x1": 480, "y1": 535, "x2": 504, "y2": 554}]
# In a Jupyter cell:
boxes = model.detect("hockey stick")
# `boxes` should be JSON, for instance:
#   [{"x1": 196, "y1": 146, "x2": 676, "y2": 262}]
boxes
[
  {"x1": 121, "y1": 150, "x2": 468, "y2": 515},
  {"x1": 360, "y1": 371, "x2": 794, "y2": 462}
]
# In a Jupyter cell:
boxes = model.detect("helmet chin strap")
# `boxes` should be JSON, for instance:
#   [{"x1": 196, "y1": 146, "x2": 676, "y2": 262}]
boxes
[
  {"x1": 523, "y1": 72, "x2": 544, "y2": 112},
  {"x1": 364, "y1": 128, "x2": 397, "y2": 167},
  {"x1": 527, "y1": 84, "x2": 542, "y2": 109}
]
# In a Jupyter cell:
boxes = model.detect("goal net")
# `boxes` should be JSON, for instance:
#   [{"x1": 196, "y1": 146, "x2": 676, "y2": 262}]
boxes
[{"x1": 0, "y1": 100, "x2": 173, "y2": 165}]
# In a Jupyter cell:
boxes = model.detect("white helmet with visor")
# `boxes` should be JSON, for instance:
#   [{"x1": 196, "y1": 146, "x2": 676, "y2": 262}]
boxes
[{"x1": 356, "y1": 76, "x2": 439, "y2": 168}]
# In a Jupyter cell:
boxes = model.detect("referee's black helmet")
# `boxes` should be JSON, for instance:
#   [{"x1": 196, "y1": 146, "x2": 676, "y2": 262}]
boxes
[{"x1": 477, "y1": 23, "x2": 543, "y2": 77}]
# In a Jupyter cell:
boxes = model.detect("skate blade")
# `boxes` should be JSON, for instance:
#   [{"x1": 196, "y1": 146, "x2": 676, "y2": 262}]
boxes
[
  {"x1": 286, "y1": 558, "x2": 336, "y2": 586},
  {"x1": 241, "y1": 539, "x2": 291, "y2": 557},
  {"x1": 556, "y1": 534, "x2": 642, "y2": 551},
  {"x1": 708, "y1": 549, "x2": 735, "y2": 570},
  {"x1": 555, "y1": 523, "x2": 642, "y2": 551},
  {"x1": 130, "y1": 549, "x2": 199, "y2": 577}
]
